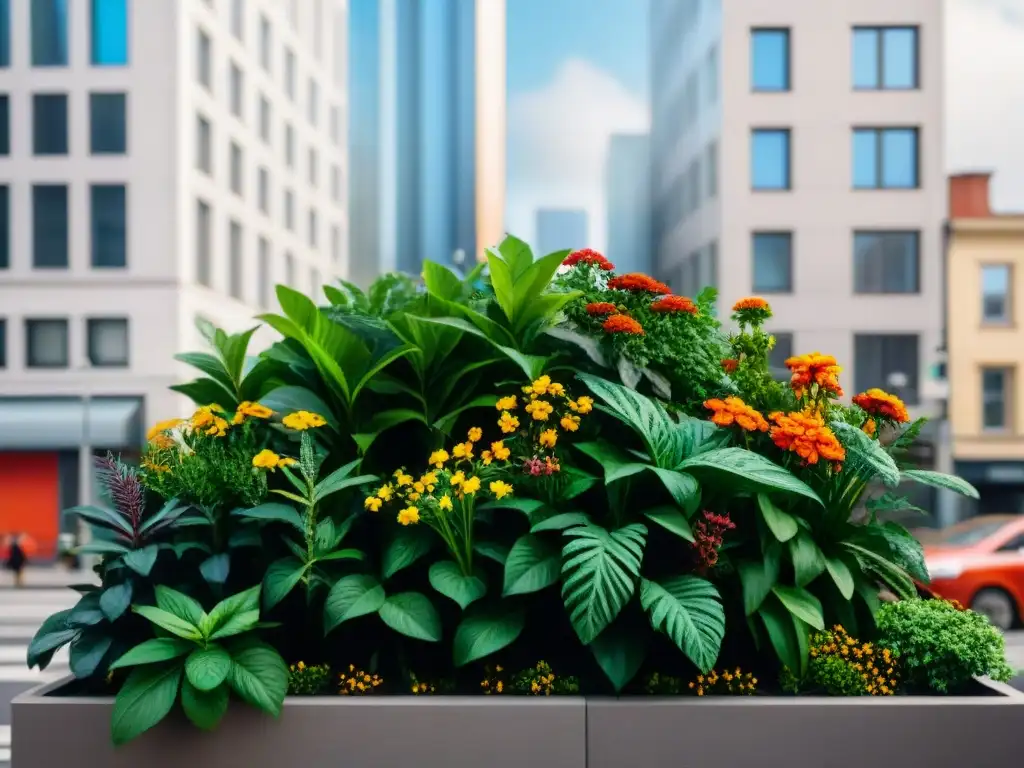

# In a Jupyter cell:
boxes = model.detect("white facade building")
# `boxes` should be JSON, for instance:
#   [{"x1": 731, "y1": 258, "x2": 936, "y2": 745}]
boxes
[{"x1": 0, "y1": 0, "x2": 348, "y2": 556}]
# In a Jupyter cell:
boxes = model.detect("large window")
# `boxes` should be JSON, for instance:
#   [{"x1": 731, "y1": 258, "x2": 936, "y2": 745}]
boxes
[
  {"x1": 0, "y1": 94, "x2": 8, "y2": 155},
  {"x1": 0, "y1": 185, "x2": 8, "y2": 269},
  {"x1": 229, "y1": 221, "x2": 243, "y2": 299},
  {"x1": 852, "y1": 127, "x2": 919, "y2": 189},
  {"x1": 982, "y1": 264, "x2": 1012, "y2": 325},
  {"x1": 91, "y1": 0, "x2": 128, "y2": 65},
  {"x1": 0, "y1": 0, "x2": 10, "y2": 67},
  {"x1": 751, "y1": 129, "x2": 791, "y2": 190},
  {"x1": 197, "y1": 29, "x2": 212, "y2": 89},
  {"x1": 853, "y1": 231, "x2": 919, "y2": 294},
  {"x1": 982, "y1": 367, "x2": 1013, "y2": 431},
  {"x1": 33, "y1": 185, "x2": 68, "y2": 268},
  {"x1": 229, "y1": 62, "x2": 244, "y2": 118},
  {"x1": 33, "y1": 94, "x2": 68, "y2": 155},
  {"x1": 31, "y1": 0, "x2": 68, "y2": 66},
  {"x1": 87, "y1": 317, "x2": 129, "y2": 367},
  {"x1": 854, "y1": 334, "x2": 920, "y2": 405},
  {"x1": 196, "y1": 115, "x2": 212, "y2": 173},
  {"x1": 751, "y1": 28, "x2": 790, "y2": 91},
  {"x1": 91, "y1": 185, "x2": 126, "y2": 268},
  {"x1": 196, "y1": 200, "x2": 212, "y2": 287},
  {"x1": 26, "y1": 318, "x2": 68, "y2": 368},
  {"x1": 752, "y1": 232, "x2": 793, "y2": 293},
  {"x1": 90, "y1": 92, "x2": 127, "y2": 153},
  {"x1": 853, "y1": 27, "x2": 918, "y2": 90}
]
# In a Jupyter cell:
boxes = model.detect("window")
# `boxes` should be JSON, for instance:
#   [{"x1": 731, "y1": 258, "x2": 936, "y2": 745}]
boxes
[
  {"x1": 259, "y1": 95, "x2": 270, "y2": 143},
  {"x1": 231, "y1": 0, "x2": 244, "y2": 40},
  {"x1": 706, "y1": 142, "x2": 718, "y2": 198},
  {"x1": 751, "y1": 28, "x2": 790, "y2": 91},
  {"x1": 33, "y1": 185, "x2": 68, "y2": 268},
  {"x1": 0, "y1": 319, "x2": 5, "y2": 368},
  {"x1": 229, "y1": 221, "x2": 243, "y2": 299},
  {"x1": 308, "y1": 78, "x2": 318, "y2": 125},
  {"x1": 285, "y1": 123, "x2": 295, "y2": 167},
  {"x1": 285, "y1": 49, "x2": 296, "y2": 100},
  {"x1": 197, "y1": 29, "x2": 212, "y2": 89},
  {"x1": 91, "y1": 185, "x2": 127, "y2": 268},
  {"x1": 91, "y1": 0, "x2": 128, "y2": 65},
  {"x1": 853, "y1": 231, "x2": 920, "y2": 294},
  {"x1": 230, "y1": 142, "x2": 243, "y2": 196},
  {"x1": 308, "y1": 209, "x2": 318, "y2": 247},
  {"x1": 854, "y1": 334, "x2": 920, "y2": 405},
  {"x1": 258, "y1": 236, "x2": 270, "y2": 308},
  {"x1": 982, "y1": 367, "x2": 1013, "y2": 431},
  {"x1": 196, "y1": 200, "x2": 211, "y2": 286},
  {"x1": 26, "y1": 319, "x2": 68, "y2": 368},
  {"x1": 752, "y1": 233, "x2": 793, "y2": 293},
  {"x1": 284, "y1": 251, "x2": 295, "y2": 287},
  {"x1": 769, "y1": 332, "x2": 793, "y2": 374},
  {"x1": 308, "y1": 147, "x2": 318, "y2": 186},
  {"x1": 284, "y1": 189, "x2": 294, "y2": 230},
  {"x1": 31, "y1": 0, "x2": 68, "y2": 66},
  {"x1": 196, "y1": 115, "x2": 212, "y2": 173},
  {"x1": 331, "y1": 165, "x2": 341, "y2": 203},
  {"x1": 258, "y1": 166, "x2": 269, "y2": 214},
  {"x1": 87, "y1": 318, "x2": 128, "y2": 367},
  {"x1": 853, "y1": 27, "x2": 918, "y2": 90},
  {"x1": 0, "y1": 185, "x2": 7, "y2": 269},
  {"x1": 0, "y1": 0, "x2": 9, "y2": 67},
  {"x1": 33, "y1": 94, "x2": 68, "y2": 155},
  {"x1": 229, "y1": 62, "x2": 244, "y2": 118},
  {"x1": 331, "y1": 225, "x2": 340, "y2": 264},
  {"x1": 0, "y1": 95, "x2": 8, "y2": 155},
  {"x1": 705, "y1": 45, "x2": 719, "y2": 105},
  {"x1": 260, "y1": 15, "x2": 271, "y2": 70},
  {"x1": 982, "y1": 264, "x2": 1012, "y2": 324},
  {"x1": 852, "y1": 128, "x2": 919, "y2": 189},
  {"x1": 90, "y1": 93, "x2": 127, "y2": 154},
  {"x1": 751, "y1": 129, "x2": 791, "y2": 190}
]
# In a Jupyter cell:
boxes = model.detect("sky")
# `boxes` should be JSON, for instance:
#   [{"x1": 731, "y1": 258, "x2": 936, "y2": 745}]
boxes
[{"x1": 505, "y1": 0, "x2": 1024, "y2": 255}]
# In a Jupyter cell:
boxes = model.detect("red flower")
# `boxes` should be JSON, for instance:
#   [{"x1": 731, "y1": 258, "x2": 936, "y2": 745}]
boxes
[
  {"x1": 585, "y1": 302, "x2": 618, "y2": 316},
  {"x1": 693, "y1": 511, "x2": 735, "y2": 570},
  {"x1": 602, "y1": 314, "x2": 645, "y2": 335},
  {"x1": 650, "y1": 295, "x2": 698, "y2": 314},
  {"x1": 607, "y1": 273, "x2": 671, "y2": 295},
  {"x1": 852, "y1": 388, "x2": 910, "y2": 424},
  {"x1": 563, "y1": 248, "x2": 614, "y2": 271},
  {"x1": 721, "y1": 358, "x2": 739, "y2": 374}
]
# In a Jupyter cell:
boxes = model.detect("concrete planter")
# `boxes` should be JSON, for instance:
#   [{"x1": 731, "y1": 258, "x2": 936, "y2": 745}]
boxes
[{"x1": 13, "y1": 677, "x2": 1024, "y2": 768}]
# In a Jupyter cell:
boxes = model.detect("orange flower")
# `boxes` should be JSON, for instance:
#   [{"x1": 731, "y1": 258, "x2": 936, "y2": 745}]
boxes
[
  {"x1": 785, "y1": 353, "x2": 844, "y2": 398},
  {"x1": 862, "y1": 418, "x2": 877, "y2": 437},
  {"x1": 732, "y1": 297, "x2": 770, "y2": 312},
  {"x1": 721, "y1": 358, "x2": 739, "y2": 374},
  {"x1": 602, "y1": 314, "x2": 645, "y2": 335},
  {"x1": 769, "y1": 410, "x2": 846, "y2": 466},
  {"x1": 650, "y1": 295, "x2": 698, "y2": 314},
  {"x1": 585, "y1": 302, "x2": 618, "y2": 316},
  {"x1": 703, "y1": 397, "x2": 769, "y2": 432},
  {"x1": 563, "y1": 248, "x2": 614, "y2": 271},
  {"x1": 852, "y1": 388, "x2": 910, "y2": 424},
  {"x1": 607, "y1": 273, "x2": 671, "y2": 295}
]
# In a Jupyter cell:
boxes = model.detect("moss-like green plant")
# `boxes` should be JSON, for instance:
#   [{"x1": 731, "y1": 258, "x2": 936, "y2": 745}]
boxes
[{"x1": 876, "y1": 599, "x2": 1013, "y2": 692}]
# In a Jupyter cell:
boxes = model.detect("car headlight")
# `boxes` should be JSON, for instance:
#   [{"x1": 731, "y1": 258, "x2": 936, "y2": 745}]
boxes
[{"x1": 927, "y1": 561, "x2": 963, "y2": 580}]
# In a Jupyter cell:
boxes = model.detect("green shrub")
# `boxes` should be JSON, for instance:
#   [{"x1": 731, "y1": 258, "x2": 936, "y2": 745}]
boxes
[{"x1": 876, "y1": 599, "x2": 1013, "y2": 692}]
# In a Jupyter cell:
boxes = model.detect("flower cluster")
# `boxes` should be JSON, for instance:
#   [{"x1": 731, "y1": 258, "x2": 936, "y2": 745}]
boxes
[
  {"x1": 287, "y1": 661, "x2": 331, "y2": 695},
  {"x1": 585, "y1": 301, "x2": 619, "y2": 316},
  {"x1": 650, "y1": 295, "x2": 698, "y2": 315},
  {"x1": 693, "y1": 511, "x2": 735, "y2": 570},
  {"x1": 252, "y1": 449, "x2": 296, "y2": 472},
  {"x1": 852, "y1": 388, "x2": 910, "y2": 425},
  {"x1": 731, "y1": 296, "x2": 772, "y2": 327},
  {"x1": 191, "y1": 405, "x2": 230, "y2": 438},
  {"x1": 338, "y1": 665, "x2": 383, "y2": 695},
  {"x1": 480, "y1": 664, "x2": 506, "y2": 694},
  {"x1": 807, "y1": 626, "x2": 899, "y2": 696},
  {"x1": 703, "y1": 396, "x2": 768, "y2": 432},
  {"x1": 769, "y1": 409, "x2": 846, "y2": 467},
  {"x1": 231, "y1": 401, "x2": 274, "y2": 424},
  {"x1": 602, "y1": 314, "x2": 645, "y2": 336},
  {"x1": 503, "y1": 376, "x2": 592, "y2": 477},
  {"x1": 282, "y1": 410, "x2": 327, "y2": 430},
  {"x1": 563, "y1": 248, "x2": 614, "y2": 271},
  {"x1": 408, "y1": 673, "x2": 454, "y2": 695},
  {"x1": 480, "y1": 662, "x2": 579, "y2": 695},
  {"x1": 688, "y1": 667, "x2": 758, "y2": 696},
  {"x1": 608, "y1": 273, "x2": 672, "y2": 295},
  {"x1": 786, "y1": 353, "x2": 844, "y2": 401}
]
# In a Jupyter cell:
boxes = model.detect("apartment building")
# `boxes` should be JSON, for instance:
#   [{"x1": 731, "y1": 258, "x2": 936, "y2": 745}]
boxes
[
  {"x1": 0, "y1": 0, "x2": 348, "y2": 556},
  {"x1": 650, "y1": 0, "x2": 946, "y2": 419},
  {"x1": 947, "y1": 173, "x2": 1024, "y2": 516}
]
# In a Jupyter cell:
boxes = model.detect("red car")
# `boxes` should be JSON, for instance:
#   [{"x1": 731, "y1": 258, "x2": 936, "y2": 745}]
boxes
[{"x1": 922, "y1": 514, "x2": 1024, "y2": 630}]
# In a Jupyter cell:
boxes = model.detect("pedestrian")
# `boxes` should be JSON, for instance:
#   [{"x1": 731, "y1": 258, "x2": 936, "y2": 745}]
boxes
[{"x1": 6, "y1": 532, "x2": 27, "y2": 588}]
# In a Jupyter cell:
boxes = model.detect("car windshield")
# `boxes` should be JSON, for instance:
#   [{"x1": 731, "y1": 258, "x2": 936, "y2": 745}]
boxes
[{"x1": 936, "y1": 518, "x2": 1013, "y2": 547}]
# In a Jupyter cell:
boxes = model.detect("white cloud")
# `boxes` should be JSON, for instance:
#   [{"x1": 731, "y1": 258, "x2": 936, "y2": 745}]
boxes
[
  {"x1": 506, "y1": 58, "x2": 649, "y2": 252},
  {"x1": 947, "y1": 0, "x2": 1024, "y2": 210}
]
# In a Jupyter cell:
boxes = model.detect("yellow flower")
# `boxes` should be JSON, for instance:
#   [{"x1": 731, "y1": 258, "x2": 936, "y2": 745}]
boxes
[
  {"x1": 413, "y1": 481, "x2": 426, "y2": 494},
  {"x1": 461, "y1": 476, "x2": 482, "y2": 494},
  {"x1": 297, "y1": 661, "x2": 306, "y2": 671},
  {"x1": 278, "y1": 457, "x2": 297, "y2": 467},
  {"x1": 491, "y1": 441, "x2": 511, "y2": 461},
  {"x1": 394, "y1": 471, "x2": 414, "y2": 487},
  {"x1": 467, "y1": 427, "x2": 483, "y2": 443},
  {"x1": 525, "y1": 399, "x2": 554, "y2": 421},
  {"x1": 498, "y1": 412, "x2": 520, "y2": 434},
  {"x1": 419, "y1": 471, "x2": 438, "y2": 487},
  {"x1": 397, "y1": 507, "x2": 420, "y2": 526},
  {"x1": 233, "y1": 401, "x2": 274, "y2": 423},
  {"x1": 364, "y1": 496, "x2": 382, "y2": 512},
  {"x1": 453, "y1": 441, "x2": 474, "y2": 460},
  {"x1": 282, "y1": 410, "x2": 327, "y2": 430},
  {"x1": 481, "y1": 450, "x2": 493, "y2": 465},
  {"x1": 451, "y1": 470, "x2": 466, "y2": 487},
  {"x1": 489, "y1": 481, "x2": 513, "y2": 499},
  {"x1": 539, "y1": 429, "x2": 558, "y2": 448},
  {"x1": 560, "y1": 414, "x2": 581, "y2": 432},
  {"x1": 572, "y1": 396, "x2": 594, "y2": 414},
  {"x1": 408, "y1": 492, "x2": 421, "y2": 502},
  {"x1": 149, "y1": 433, "x2": 175, "y2": 449},
  {"x1": 146, "y1": 418, "x2": 183, "y2": 441},
  {"x1": 438, "y1": 494, "x2": 453, "y2": 511},
  {"x1": 429, "y1": 449, "x2": 450, "y2": 468},
  {"x1": 495, "y1": 395, "x2": 518, "y2": 411},
  {"x1": 252, "y1": 449, "x2": 281, "y2": 470},
  {"x1": 376, "y1": 485, "x2": 395, "y2": 501},
  {"x1": 548, "y1": 382, "x2": 565, "y2": 397},
  {"x1": 531, "y1": 375, "x2": 552, "y2": 395}
]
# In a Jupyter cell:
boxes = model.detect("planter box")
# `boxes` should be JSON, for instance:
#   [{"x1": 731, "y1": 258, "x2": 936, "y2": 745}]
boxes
[
  {"x1": 12, "y1": 678, "x2": 586, "y2": 768},
  {"x1": 13, "y1": 677, "x2": 1024, "y2": 768},
  {"x1": 587, "y1": 678, "x2": 1024, "y2": 768}
]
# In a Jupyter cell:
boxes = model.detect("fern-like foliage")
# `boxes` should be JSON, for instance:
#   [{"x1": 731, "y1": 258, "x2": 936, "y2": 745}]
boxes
[
  {"x1": 639, "y1": 575, "x2": 726, "y2": 673},
  {"x1": 94, "y1": 453, "x2": 145, "y2": 538}
]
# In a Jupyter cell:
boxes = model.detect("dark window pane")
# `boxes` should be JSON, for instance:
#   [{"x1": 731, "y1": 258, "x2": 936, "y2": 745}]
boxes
[
  {"x1": 33, "y1": 94, "x2": 68, "y2": 155},
  {"x1": 91, "y1": 0, "x2": 128, "y2": 65},
  {"x1": 33, "y1": 184, "x2": 68, "y2": 268},
  {"x1": 854, "y1": 334, "x2": 920, "y2": 405},
  {"x1": 91, "y1": 184, "x2": 127, "y2": 267},
  {"x1": 87, "y1": 317, "x2": 129, "y2": 367},
  {"x1": 26, "y1": 318, "x2": 68, "y2": 367},
  {"x1": 0, "y1": 95, "x2": 8, "y2": 155},
  {"x1": 90, "y1": 92, "x2": 126, "y2": 153},
  {"x1": 31, "y1": 0, "x2": 68, "y2": 66},
  {"x1": 229, "y1": 220, "x2": 243, "y2": 299},
  {"x1": 0, "y1": 0, "x2": 10, "y2": 67},
  {"x1": 751, "y1": 129, "x2": 790, "y2": 190},
  {"x1": 196, "y1": 200, "x2": 211, "y2": 286},
  {"x1": 0, "y1": 318, "x2": 6, "y2": 367},
  {"x1": 981, "y1": 264, "x2": 1012, "y2": 323},
  {"x1": 258, "y1": 237, "x2": 270, "y2": 308},
  {"x1": 751, "y1": 29, "x2": 789, "y2": 91},
  {"x1": 752, "y1": 232, "x2": 792, "y2": 292},
  {"x1": 853, "y1": 231, "x2": 919, "y2": 293},
  {"x1": 0, "y1": 186, "x2": 8, "y2": 269},
  {"x1": 982, "y1": 368, "x2": 1010, "y2": 430}
]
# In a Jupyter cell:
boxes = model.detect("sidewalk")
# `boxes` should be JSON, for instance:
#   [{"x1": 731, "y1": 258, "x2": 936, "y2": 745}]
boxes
[{"x1": 0, "y1": 566, "x2": 97, "y2": 591}]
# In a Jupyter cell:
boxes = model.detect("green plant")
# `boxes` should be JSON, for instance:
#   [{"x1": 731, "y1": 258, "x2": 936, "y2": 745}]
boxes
[
  {"x1": 287, "y1": 661, "x2": 332, "y2": 695},
  {"x1": 876, "y1": 599, "x2": 1013, "y2": 692},
  {"x1": 782, "y1": 625, "x2": 900, "y2": 696}
]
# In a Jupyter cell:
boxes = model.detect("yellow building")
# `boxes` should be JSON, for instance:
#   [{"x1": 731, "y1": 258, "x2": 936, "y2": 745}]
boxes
[{"x1": 948, "y1": 172, "x2": 1024, "y2": 514}]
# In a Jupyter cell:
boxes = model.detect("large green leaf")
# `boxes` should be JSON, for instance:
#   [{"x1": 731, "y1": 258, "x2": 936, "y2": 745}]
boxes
[
  {"x1": 226, "y1": 641, "x2": 288, "y2": 717},
  {"x1": 639, "y1": 576, "x2": 725, "y2": 673},
  {"x1": 110, "y1": 664, "x2": 182, "y2": 745},
  {"x1": 27, "y1": 609, "x2": 77, "y2": 669},
  {"x1": 771, "y1": 585, "x2": 824, "y2": 630},
  {"x1": 110, "y1": 638, "x2": 194, "y2": 670},
  {"x1": 208, "y1": 610, "x2": 260, "y2": 641},
  {"x1": 69, "y1": 631, "x2": 113, "y2": 678},
  {"x1": 831, "y1": 421, "x2": 900, "y2": 487},
  {"x1": 429, "y1": 561, "x2": 487, "y2": 609},
  {"x1": 643, "y1": 506, "x2": 694, "y2": 542},
  {"x1": 561, "y1": 523, "x2": 647, "y2": 645},
  {"x1": 841, "y1": 541, "x2": 916, "y2": 600},
  {"x1": 185, "y1": 645, "x2": 232, "y2": 691},
  {"x1": 824, "y1": 554, "x2": 854, "y2": 599},
  {"x1": 503, "y1": 535, "x2": 560, "y2": 596},
  {"x1": 574, "y1": 440, "x2": 648, "y2": 485},
  {"x1": 758, "y1": 597, "x2": 803, "y2": 675},
  {"x1": 788, "y1": 530, "x2": 826, "y2": 587},
  {"x1": 530, "y1": 512, "x2": 591, "y2": 533},
  {"x1": 473, "y1": 540, "x2": 510, "y2": 565},
  {"x1": 381, "y1": 526, "x2": 433, "y2": 580},
  {"x1": 312, "y1": 459, "x2": 376, "y2": 502},
  {"x1": 576, "y1": 373, "x2": 664, "y2": 454},
  {"x1": 64, "y1": 504, "x2": 133, "y2": 537},
  {"x1": 175, "y1": 351, "x2": 235, "y2": 390},
  {"x1": 258, "y1": 386, "x2": 337, "y2": 430},
  {"x1": 133, "y1": 606, "x2": 202, "y2": 640},
  {"x1": 154, "y1": 585, "x2": 206, "y2": 627},
  {"x1": 737, "y1": 544, "x2": 781, "y2": 615},
  {"x1": 589, "y1": 617, "x2": 650, "y2": 692},
  {"x1": 123, "y1": 545, "x2": 159, "y2": 577},
  {"x1": 232, "y1": 502, "x2": 304, "y2": 532},
  {"x1": 323, "y1": 574, "x2": 387, "y2": 634},
  {"x1": 99, "y1": 582, "x2": 133, "y2": 621},
  {"x1": 757, "y1": 494, "x2": 798, "y2": 542},
  {"x1": 205, "y1": 586, "x2": 260, "y2": 637},
  {"x1": 650, "y1": 467, "x2": 700, "y2": 512},
  {"x1": 901, "y1": 469, "x2": 980, "y2": 499},
  {"x1": 680, "y1": 448, "x2": 823, "y2": 505},
  {"x1": 262, "y1": 557, "x2": 308, "y2": 610},
  {"x1": 878, "y1": 521, "x2": 929, "y2": 583},
  {"x1": 452, "y1": 606, "x2": 526, "y2": 666},
  {"x1": 378, "y1": 592, "x2": 442, "y2": 642},
  {"x1": 181, "y1": 679, "x2": 229, "y2": 731}
]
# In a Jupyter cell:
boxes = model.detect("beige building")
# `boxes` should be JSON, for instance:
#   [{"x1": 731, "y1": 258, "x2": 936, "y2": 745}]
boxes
[{"x1": 947, "y1": 172, "x2": 1024, "y2": 515}]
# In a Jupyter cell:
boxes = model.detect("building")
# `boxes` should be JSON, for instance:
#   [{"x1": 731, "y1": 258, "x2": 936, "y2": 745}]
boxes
[
  {"x1": 348, "y1": 0, "x2": 506, "y2": 284},
  {"x1": 536, "y1": 208, "x2": 588, "y2": 255},
  {"x1": 605, "y1": 133, "x2": 652, "y2": 275},
  {"x1": 0, "y1": 0, "x2": 349, "y2": 557},
  {"x1": 650, "y1": 0, "x2": 946, "y2": 415},
  {"x1": 947, "y1": 172, "x2": 1024, "y2": 517}
]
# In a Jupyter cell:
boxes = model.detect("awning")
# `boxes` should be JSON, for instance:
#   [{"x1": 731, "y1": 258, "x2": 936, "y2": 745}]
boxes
[{"x1": 0, "y1": 397, "x2": 143, "y2": 450}]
